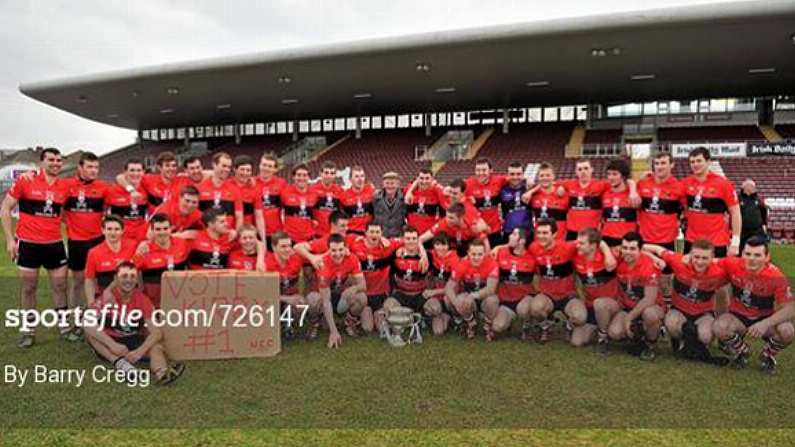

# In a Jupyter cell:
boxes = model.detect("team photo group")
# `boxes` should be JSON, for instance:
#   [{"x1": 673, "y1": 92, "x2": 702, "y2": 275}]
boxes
[{"x1": 2, "y1": 144, "x2": 792, "y2": 384}]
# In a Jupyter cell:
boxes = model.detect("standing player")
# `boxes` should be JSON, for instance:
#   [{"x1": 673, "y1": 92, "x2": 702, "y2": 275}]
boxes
[
  {"x1": 233, "y1": 155, "x2": 266, "y2": 240},
  {"x1": 84, "y1": 215, "x2": 137, "y2": 304},
  {"x1": 84, "y1": 262, "x2": 185, "y2": 385},
  {"x1": 188, "y1": 209, "x2": 235, "y2": 270},
  {"x1": 525, "y1": 162, "x2": 569, "y2": 241},
  {"x1": 422, "y1": 233, "x2": 459, "y2": 335},
  {"x1": 572, "y1": 228, "x2": 619, "y2": 352},
  {"x1": 444, "y1": 239, "x2": 499, "y2": 339},
  {"x1": 404, "y1": 168, "x2": 445, "y2": 242},
  {"x1": 643, "y1": 240, "x2": 728, "y2": 354},
  {"x1": 1, "y1": 148, "x2": 71, "y2": 348},
  {"x1": 62, "y1": 152, "x2": 108, "y2": 335},
  {"x1": 196, "y1": 152, "x2": 244, "y2": 232},
  {"x1": 255, "y1": 153, "x2": 287, "y2": 244},
  {"x1": 341, "y1": 165, "x2": 375, "y2": 235},
  {"x1": 420, "y1": 203, "x2": 487, "y2": 256},
  {"x1": 150, "y1": 186, "x2": 203, "y2": 238},
  {"x1": 115, "y1": 151, "x2": 179, "y2": 213},
  {"x1": 294, "y1": 211, "x2": 355, "y2": 272},
  {"x1": 499, "y1": 162, "x2": 532, "y2": 244},
  {"x1": 306, "y1": 234, "x2": 367, "y2": 348},
  {"x1": 486, "y1": 228, "x2": 536, "y2": 341},
  {"x1": 713, "y1": 237, "x2": 794, "y2": 373},
  {"x1": 466, "y1": 158, "x2": 508, "y2": 247},
  {"x1": 559, "y1": 159, "x2": 610, "y2": 240},
  {"x1": 134, "y1": 214, "x2": 191, "y2": 307},
  {"x1": 440, "y1": 179, "x2": 488, "y2": 234},
  {"x1": 608, "y1": 232, "x2": 665, "y2": 360},
  {"x1": 600, "y1": 159, "x2": 638, "y2": 247},
  {"x1": 106, "y1": 159, "x2": 149, "y2": 242},
  {"x1": 528, "y1": 218, "x2": 586, "y2": 343},
  {"x1": 682, "y1": 147, "x2": 742, "y2": 257},
  {"x1": 170, "y1": 156, "x2": 207, "y2": 199},
  {"x1": 281, "y1": 164, "x2": 318, "y2": 243},
  {"x1": 311, "y1": 161, "x2": 343, "y2": 236}
]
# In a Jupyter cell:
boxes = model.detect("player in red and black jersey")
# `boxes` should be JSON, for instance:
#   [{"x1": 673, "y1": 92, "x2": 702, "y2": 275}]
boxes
[
  {"x1": 644, "y1": 239, "x2": 728, "y2": 353},
  {"x1": 682, "y1": 147, "x2": 742, "y2": 257},
  {"x1": 600, "y1": 159, "x2": 638, "y2": 247},
  {"x1": 61, "y1": 152, "x2": 110, "y2": 335},
  {"x1": 439, "y1": 178, "x2": 489, "y2": 235},
  {"x1": 609, "y1": 232, "x2": 665, "y2": 360},
  {"x1": 264, "y1": 231, "x2": 306, "y2": 306},
  {"x1": 84, "y1": 262, "x2": 184, "y2": 385},
  {"x1": 465, "y1": 158, "x2": 509, "y2": 248},
  {"x1": 150, "y1": 185, "x2": 203, "y2": 239},
  {"x1": 188, "y1": 209, "x2": 236, "y2": 270},
  {"x1": 340, "y1": 165, "x2": 375, "y2": 235},
  {"x1": 85, "y1": 215, "x2": 137, "y2": 304},
  {"x1": 227, "y1": 225, "x2": 264, "y2": 271},
  {"x1": 305, "y1": 234, "x2": 367, "y2": 348},
  {"x1": 420, "y1": 202, "x2": 487, "y2": 256},
  {"x1": 572, "y1": 228, "x2": 619, "y2": 352},
  {"x1": 527, "y1": 218, "x2": 585, "y2": 343},
  {"x1": 350, "y1": 223, "x2": 399, "y2": 327},
  {"x1": 445, "y1": 239, "x2": 499, "y2": 339},
  {"x1": 294, "y1": 210, "x2": 356, "y2": 274},
  {"x1": 232, "y1": 155, "x2": 265, "y2": 239},
  {"x1": 117, "y1": 151, "x2": 179, "y2": 213},
  {"x1": 196, "y1": 152, "x2": 244, "y2": 232},
  {"x1": 1, "y1": 148, "x2": 71, "y2": 348},
  {"x1": 133, "y1": 214, "x2": 190, "y2": 307},
  {"x1": 524, "y1": 163, "x2": 569, "y2": 241},
  {"x1": 256, "y1": 153, "x2": 287, "y2": 247},
  {"x1": 713, "y1": 237, "x2": 794, "y2": 373},
  {"x1": 169, "y1": 156, "x2": 206, "y2": 200},
  {"x1": 423, "y1": 233, "x2": 459, "y2": 335},
  {"x1": 404, "y1": 168, "x2": 444, "y2": 238},
  {"x1": 484, "y1": 228, "x2": 537, "y2": 341},
  {"x1": 311, "y1": 161, "x2": 344, "y2": 237},
  {"x1": 281, "y1": 164, "x2": 318, "y2": 243},
  {"x1": 106, "y1": 158, "x2": 149, "y2": 242}
]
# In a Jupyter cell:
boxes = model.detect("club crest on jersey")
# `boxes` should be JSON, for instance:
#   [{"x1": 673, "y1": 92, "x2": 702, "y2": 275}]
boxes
[
  {"x1": 42, "y1": 191, "x2": 55, "y2": 216},
  {"x1": 575, "y1": 195, "x2": 586, "y2": 209},
  {"x1": 609, "y1": 199, "x2": 621, "y2": 220},
  {"x1": 508, "y1": 262, "x2": 518, "y2": 282},
  {"x1": 76, "y1": 189, "x2": 88, "y2": 211},
  {"x1": 298, "y1": 198, "x2": 308, "y2": 217},
  {"x1": 129, "y1": 202, "x2": 140, "y2": 218},
  {"x1": 213, "y1": 191, "x2": 222, "y2": 209},
  {"x1": 262, "y1": 189, "x2": 272, "y2": 206},
  {"x1": 209, "y1": 246, "x2": 221, "y2": 266}
]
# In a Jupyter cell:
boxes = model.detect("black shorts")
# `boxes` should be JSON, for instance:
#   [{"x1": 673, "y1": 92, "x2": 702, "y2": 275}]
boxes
[
  {"x1": 730, "y1": 311, "x2": 762, "y2": 328},
  {"x1": 392, "y1": 291, "x2": 424, "y2": 313},
  {"x1": 602, "y1": 236, "x2": 622, "y2": 247},
  {"x1": 67, "y1": 236, "x2": 104, "y2": 271},
  {"x1": 368, "y1": 294, "x2": 386, "y2": 311},
  {"x1": 501, "y1": 301, "x2": 519, "y2": 313},
  {"x1": 676, "y1": 309, "x2": 714, "y2": 324},
  {"x1": 586, "y1": 307, "x2": 598, "y2": 325},
  {"x1": 685, "y1": 240, "x2": 727, "y2": 258},
  {"x1": 331, "y1": 292, "x2": 345, "y2": 315},
  {"x1": 91, "y1": 333, "x2": 149, "y2": 363},
  {"x1": 16, "y1": 240, "x2": 68, "y2": 270},
  {"x1": 552, "y1": 297, "x2": 573, "y2": 315}
]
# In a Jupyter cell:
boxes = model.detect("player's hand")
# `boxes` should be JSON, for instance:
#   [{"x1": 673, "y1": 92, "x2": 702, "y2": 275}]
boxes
[
  {"x1": 228, "y1": 229, "x2": 238, "y2": 241},
  {"x1": 651, "y1": 257, "x2": 667, "y2": 271},
  {"x1": 624, "y1": 318, "x2": 633, "y2": 338},
  {"x1": 327, "y1": 330, "x2": 342, "y2": 349},
  {"x1": 681, "y1": 254, "x2": 691, "y2": 265},
  {"x1": 135, "y1": 241, "x2": 149, "y2": 257},
  {"x1": 20, "y1": 170, "x2": 36, "y2": 181},
  {"x1": 309, "y1": 255, "x2": 324, "y2": 271},
  {"x1": 419, "y1": 254, "x2": 429, "y2": 272},
  {"x1": 556, "y1": 186, "x2": 566, "y2": 197},
  {"x1": 381, "y1": 237, "x2": 390, "y2": 248},
  {"x1": 405, "y1": 191, "x2": 414, "y2": 203},
  {"x1": 125, "y1": 348, "x2": 145, "y2": 364},
  {"x1": 629, "y1": 192, "x2": 641, "y2": 208},
  {"x1": 422, "y1": 290, "x2": 433, "y2": 299},
  {"x1": 6, "y1": 238, "x2": 17, "y2": 260},
  {"x1": 746, "y1": 320, "x2": 770, "y2": 338},
  {"x1": 110, "y1": 342, "x2": 129, "y2": 357},
  {"x1": 728, "y1": 244, "x2": 740, "y2": 257}
]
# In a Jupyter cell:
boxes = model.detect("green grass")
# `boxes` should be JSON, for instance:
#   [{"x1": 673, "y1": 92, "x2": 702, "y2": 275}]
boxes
[{"x1": 1, "y1": 242, "x2": 794, "y2": 444}]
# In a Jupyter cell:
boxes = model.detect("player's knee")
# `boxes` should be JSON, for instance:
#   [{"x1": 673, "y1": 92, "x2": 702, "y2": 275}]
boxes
[
  {"x1": 424, "y1": 299, "x2": 441, "y2": 316},
  {"x1": 383, "y1": 297, "x2": 400, "y2": 311},
  {"x1": 608, "y1": 323, "x2": 624, "y2": 341},
  {"x1": 713, "y1": 316, "x2": 733, "y2": 339},
  {"x1": 698, "y1": 324, "x2": 713, "y2": 346},
  {"x1": 482, "y1": 295, "x2": 499, "y2": 316},
  {"x1": 775, "y1": 322, "x2": 795, "y2": 344},
  {"x1": 642, "y1": 306, "x2": 662, "y2": 325},
  {"x1": 516, "y1": 298, "x2": 532, "y2": 320}
]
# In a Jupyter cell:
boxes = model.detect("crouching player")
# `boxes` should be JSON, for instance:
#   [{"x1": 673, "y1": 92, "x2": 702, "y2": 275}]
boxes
[
  {"x1": 444, "y1": 239, "x2": 498, "y2": 339},
  {"x1": 643, "y1": 240, "x2": 728, "y2": 359},
  {"x1": 422, "y1": 234, "x2": 459, "y2": 335},
  {"x1": 609, "y1": 232, "x2": 665, "y2": 360},
  {"x1": 261, "y1": 231, "x2": 308, "y2": 340},
  {"x1": 713, "y1": 236, "x2": 794, "y2": 374},
  {"x1": 381, "y1": 227, "x2": 428, "y2": 335},
  {"x1": 486, "y1": 228, "x2": 536, "y2": 341},
  {"x1": 84, "y1": 262, "x2": 184, "y2": 385},
  {"x1": 573, "y1": 228, "x2": 619, "y2": 352},
  {"x1": 306, "y1": 234, "x2": 368, "y2": 348}
]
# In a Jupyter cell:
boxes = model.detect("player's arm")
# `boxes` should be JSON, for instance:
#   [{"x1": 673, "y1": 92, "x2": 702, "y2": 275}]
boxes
[
  {"x1": 172, "y1": 230, "x2": 199, "y2": 240},
  {"x1": 346, "y1": 272, "x2": 366, "y2": 295},
  {"x1": 1, "y1": 194, "x2": 19, "y2": 260},
  {"x1": 626, "y1": 283, "x2": 659, "y2": 324},
  {"x1": 319, "y1": 285, "x2": 342, "y2": 348},
  {"x1": 713, "y1": 283, "x2": 731, "y2": 315},
  {"x1": 473, "y1": 277, "x2": 499, "y2": 301},
  {"x1": 601, "y1": 241, "x2": 618, "y2": 271},
  {"x1": 83, "y1": 323, "x2": 129, "y2": 357},
  {"x1": 254, "y1": 209, "x2": 266, "y2": 244},
  {"x1": 642, "y1": 244, "x2": 666, "y2": 257},
  {"x1": 728, "y1": 203, "x2": 742, "y2": 256},
  {"x1": 127, "y1": 318, "x2": 163, "y2": 364},
  {"x1": 444, "y1": 278, "x2": 459, "y2": 303},
  {"x1": 747, "y1": 277, "x2": 795, "y2": 337},
  {"x1": 294, "y1": 241, "x2": 324, "y2": 270},
  {"x1": 626, "y1": 179, "x2": 641, "y2": 207},
  {"x1": 521, "y1": 184, "x2": 541, "y2": 204},
  {"x1": 404, "y1": 177, "x2": 419, "y2": 203},
  {"x1": 419, "y1": 228, "x2": 435, "y2": 244},
  {"x1": 84, "y1": 279, "x2": 97, "y2": 306}
]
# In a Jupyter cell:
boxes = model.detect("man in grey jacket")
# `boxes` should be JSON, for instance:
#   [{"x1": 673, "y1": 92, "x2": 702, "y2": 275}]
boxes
[{"x1": 373, "y1": 172, "x2": 407, "y2": 238}]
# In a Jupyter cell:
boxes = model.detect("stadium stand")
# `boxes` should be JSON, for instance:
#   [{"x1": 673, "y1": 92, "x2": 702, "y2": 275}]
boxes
[
  {"x1": 583, "y1": 128, "x2": 623, "y2": 144},
  {"x1": 775, "y1": 124, "x2": 795, "y2": 139},
  {"x1": 657, "y1": 125, "x2": 764, "y2": 142}
]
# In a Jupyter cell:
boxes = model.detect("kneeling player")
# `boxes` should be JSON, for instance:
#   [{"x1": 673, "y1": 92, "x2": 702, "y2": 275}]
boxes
[
  {"x1": 486, "y1": 228, "x2": 536, "y2": 341},
  {"x1": 608, "y1": 232, "x2": 665, "y2": 360},
  {"x1": 644, "y1": 240, "x2": 728, "y2": 356},
  {"x1": 573, "y1": 228, "x2": 619, "y2": 352},
  {"x1": 350, "y1": 223, "x2": 399, "y2": 335},
  {"x1": 528, "y1": 218, "x2": 586, "y2": 343},
  {"x1": 305, "y1": 234, "x2": 368, "y2": 348},
  {"x1": 381, "y1": 227, "x2": 428, "y2": 335},
  {"x1": 423, "y1": 233, "x2": 459, "y2": 335},
  {"x1": 262, "y1": 231, "x2": 307, "y2": 339},
  {"x1": 444, "y1": 239, "x2": 498, "y2": 339},
  {"x1": 84, "y1": 262, "x2": 184, "y2": 385},
  {"x1": 713, "y1": 237, "x2": 794, "y2": 373}
]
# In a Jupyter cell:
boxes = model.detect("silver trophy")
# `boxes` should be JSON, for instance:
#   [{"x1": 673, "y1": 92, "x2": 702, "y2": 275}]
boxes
[{"x1": 382, "y1": 306, "x2": 423, "y2": 347}]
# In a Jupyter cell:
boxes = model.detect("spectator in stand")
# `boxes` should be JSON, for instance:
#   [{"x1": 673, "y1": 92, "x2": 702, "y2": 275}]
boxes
[{"x1": 739, "y1": 179, "x2": 768, "y2": 252}]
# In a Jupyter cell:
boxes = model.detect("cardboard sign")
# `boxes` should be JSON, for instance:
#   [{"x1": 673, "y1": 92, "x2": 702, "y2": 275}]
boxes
[{"x1": 160, "y1": 271, "x2": 281, "y2": 361}]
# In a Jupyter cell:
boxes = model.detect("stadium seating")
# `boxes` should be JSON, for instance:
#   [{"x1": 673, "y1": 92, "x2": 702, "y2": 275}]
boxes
[
  {"x1": 657, "y1": 125, "x2": 764, "y2": 142},
  {"x1": 775, "y1": 124, "x2": 795, "y2": 139},
  {"x1": 583, "y1": 129, "x2": 623, "y2": 144}
]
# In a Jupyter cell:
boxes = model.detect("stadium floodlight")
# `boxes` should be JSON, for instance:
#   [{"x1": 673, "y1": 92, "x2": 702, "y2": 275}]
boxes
[
  {"x1": 630, "y1": 74, "x2": 656, "y2": 81},
  {"x1": 526, "y1": 81, "x2": 550, "y2": 87},
  {"x1": 748, "y1": 67, "x2": 775, "y2": 74},
  {"x1": 415, "y1": 63, "x2": 431, "y2": 72},
  {"x1": 435, "y1": 87, "x2": 456, "y2": 93},
  {"x1": 216, "y1": 104, "x2": 232, "y2": 110},
  {"x1": 353, "y1": 93, "x2": 372, "y2": 99},
  {"x1": 278, "y1": 76, "x2": 292, "y2": 84},
  {"x1": 281, "y1": 98, "x2": 299, "y2": 105},
  {"x1": 166, "y1": 87, "x2": 180, "y2": 95},
  {"x1": 160, "y1": 108, "x2": 174, "y2": 114}
]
